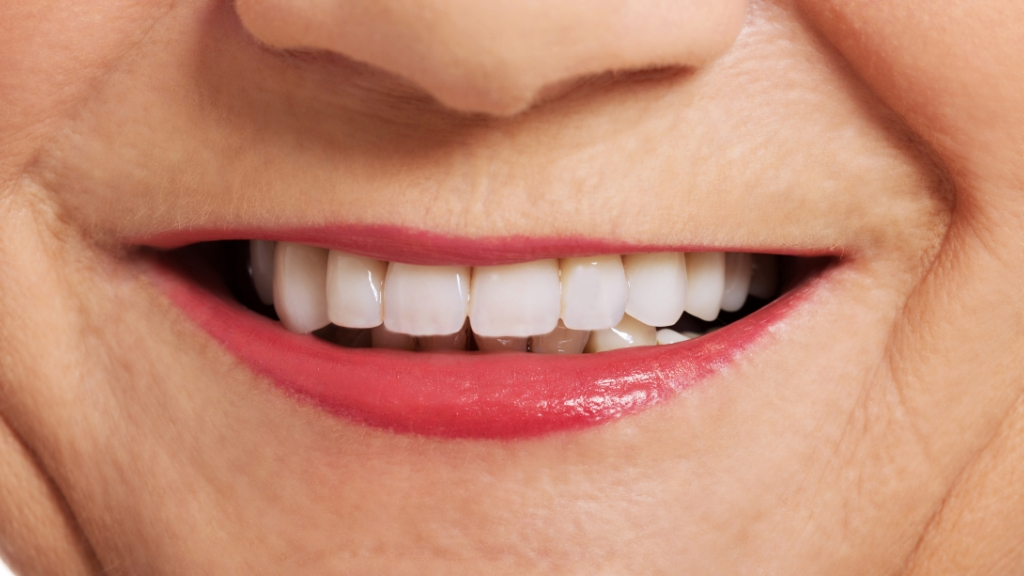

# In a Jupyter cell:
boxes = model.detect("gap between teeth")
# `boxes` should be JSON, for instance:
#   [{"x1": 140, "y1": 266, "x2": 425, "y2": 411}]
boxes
[{"x1": 251, "y1": 240, "x2": 777, "y2": 353}]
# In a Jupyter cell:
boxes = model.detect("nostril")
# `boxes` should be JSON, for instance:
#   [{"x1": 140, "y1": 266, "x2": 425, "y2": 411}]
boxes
[{"x1": 235, "y1": 0, "x2": 749, "y2": 116}]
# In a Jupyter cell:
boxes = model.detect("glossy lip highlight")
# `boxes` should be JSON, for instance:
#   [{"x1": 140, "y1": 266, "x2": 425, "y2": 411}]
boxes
[{"x1": 149, "y1": 238, "x2": 828, "y2": 439}]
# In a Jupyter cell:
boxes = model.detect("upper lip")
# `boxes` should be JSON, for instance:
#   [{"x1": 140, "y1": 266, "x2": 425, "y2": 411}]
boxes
[
  {"x1": 140, "y1": 224, "x2": 840, "y2": 266},
  {"x1": 28, "y1": 0, "x2": 934, "y2": 269}
]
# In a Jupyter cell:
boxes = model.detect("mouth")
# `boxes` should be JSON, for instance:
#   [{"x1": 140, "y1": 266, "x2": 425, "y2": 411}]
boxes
[{"x1": 148, "y1": 226, "x2": 833, "y2": 438}]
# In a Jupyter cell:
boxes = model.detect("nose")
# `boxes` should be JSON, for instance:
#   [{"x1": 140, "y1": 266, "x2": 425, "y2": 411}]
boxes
[{"x1": 236, "y1": 0, "x2": 749, "y2": 116}]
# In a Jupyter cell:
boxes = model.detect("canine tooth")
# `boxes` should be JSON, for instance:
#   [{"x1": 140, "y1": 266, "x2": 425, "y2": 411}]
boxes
[
  {"x1": 721, "y1": 253, "x2": 753, "y2": 312},
  {"x1": 684, "y1": 252, "x2": 725, "y2": 322},
  {"x1": 748, "y1": 254, "x2": 779, "y2": 299},
  {"x1": 584, "y1": 314, "x2": 656, "y2": 353},
  {"x1": 383, "y1": 263, "x2": 470, "y2": 336},
  {"x1": 370, "y1": 325, "x2": 417, "y2": 350},
  {"x1": 623, "y1": 253, "x2": 687, "y2": 327},
  {"x1": 250, "y1": 240, "x2": 276, "y2": 306},
  {"x1": 560, "y1": 255, "x2": 628, "y2": 331},
  {"x1": 273, "y1": 242, "x2": 331, "y2": 334},
  {"x1": 326, "y1": 251, "x2": 387, "y2": 328},
  {"x1": 655, "y1": 328, "x2": 692, "y2": 345},
  {"x1": 469, "y1": 259, "x2": 560, "y2": 337},
  {"x1": 530, "y1": 320, "x2": 590, "y2": 354},
  {"x1": 475, "y1": 335, "x2": 528, "y2": 352}
]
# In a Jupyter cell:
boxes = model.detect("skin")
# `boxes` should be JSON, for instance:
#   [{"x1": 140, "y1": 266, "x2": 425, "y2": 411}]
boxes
[{"x1": 0, "y1": 0, "x2": 1022, "y2": 573}]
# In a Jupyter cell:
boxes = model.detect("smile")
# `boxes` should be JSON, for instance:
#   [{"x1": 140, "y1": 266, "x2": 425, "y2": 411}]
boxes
[{"x1": 149, "y1": 225, "x2": 833, "y2": 438}]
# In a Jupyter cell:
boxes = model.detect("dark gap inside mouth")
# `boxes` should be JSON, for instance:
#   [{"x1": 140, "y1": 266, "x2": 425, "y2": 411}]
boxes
[
  {"x1": 665, "y1": 255, "x2": 822, "y2": 335},
  {"x1": 168, "y1": 240, "x2": 829, "y2": 354}
]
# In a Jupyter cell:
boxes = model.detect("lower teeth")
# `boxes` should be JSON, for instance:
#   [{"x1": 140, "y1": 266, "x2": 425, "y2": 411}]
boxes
[{"x1": 214, "y1": 240, "x2": 788, "y2": 354}]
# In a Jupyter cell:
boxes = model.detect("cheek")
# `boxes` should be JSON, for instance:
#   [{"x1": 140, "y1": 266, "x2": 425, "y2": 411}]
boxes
[
  {"x1": 797, "y1": 0, "x2": 1024, "y2": 190},
  {"x1": 0, "y1": 1, "x2": 171, "y2": 169}
]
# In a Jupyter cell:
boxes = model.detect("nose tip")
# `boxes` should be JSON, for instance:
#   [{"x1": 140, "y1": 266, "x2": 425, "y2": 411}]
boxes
[{"x1": 236, "y1": 0, "x2": 749, "y2": 116}]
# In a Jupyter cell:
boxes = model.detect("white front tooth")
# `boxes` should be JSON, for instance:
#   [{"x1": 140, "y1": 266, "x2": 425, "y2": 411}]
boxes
[
  {"x1": 655, "y1": 328, "x2": 692, "y2": 345},
  {"x1": 560, "y1": 255, "x2": 628, "y2": 331},
  {"x1": 584, "y1": 314, "x2": 656, "y2": 353},
  {"x1": 623, "y1": 252, "x2": 687, "y2": 327},
  {"x1": 748, "y1": 254, "x2": 779, "y2": 299},
  {"x1": 326, "y1": 251, "x2": 387, "y2": 329},
  {"x1": 469, "y1": 259, "x2": 560, "y2": 337},
  {"x1": 475, "y1": 335, "x2": 528, "y2": 352},
  {"x1": 383, "y1": 263, "x2": 470, "y2": 336},
  {"x1": 530, "y1": 320, "x2": 590, "y2": 354},
  {"x1": 684, "y1": 252, "x2": 725, "y2": 322},
  {"x1": 249, "y1": 240, "x2": 276, "y2": 305},
  {"x1": 420, "y1": 321, "x2": 470, "y2": 351},
  {"x1": 273, "y1": 242, "x2": 330, "y2": 334},
  {"x1": 721, "y1": 253, "x2": 753, "y2": 312},
  {"x1": 370, "y1": 325, "x2": 417, "y2": 350}
]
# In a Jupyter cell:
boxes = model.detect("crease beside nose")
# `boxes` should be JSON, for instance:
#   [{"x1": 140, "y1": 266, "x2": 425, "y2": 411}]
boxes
[{"x1": 236, "y1": 0, "x2": 749, "y2": 116}]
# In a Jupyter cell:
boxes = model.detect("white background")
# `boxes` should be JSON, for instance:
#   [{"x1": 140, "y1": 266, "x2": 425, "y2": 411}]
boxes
[{"x1": 0, "y1": 559, "x2": 13, "y2": 575}]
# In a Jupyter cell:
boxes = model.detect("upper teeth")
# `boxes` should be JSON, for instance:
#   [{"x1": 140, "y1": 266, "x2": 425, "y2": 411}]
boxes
[
  {"x1": 326, "y1": 251, "x2": 388, "y2": 329},
  {"x1": 382, "y1": 262, "x2": 471, "y2": 336},
  {"x1": 559, "y1": 255, "x2": 629, "y2": 331},
  {"x1": 622, "y1": 252, "x2": 688, "y2": 326},
  {"x1": 251, "y1": 240, "x2": 774, "y2": 352},
  {"x1": 470, "y1": 259, "x2": 561, "y2": 337},
  {"x1": 271, "y1": 242, "x2": 331, "y2": 335},
  {"x1": 683, "y1": 251, "x2": 727, "y2": 322},
  {"x1": 721, "y1": 252, "x2": 754, "y2": 313}
]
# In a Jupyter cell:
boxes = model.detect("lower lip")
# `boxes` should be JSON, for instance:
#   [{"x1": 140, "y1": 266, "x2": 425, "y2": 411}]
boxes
[{"x1": 151, "y1": 254, "x2": 817, "y2": 439}]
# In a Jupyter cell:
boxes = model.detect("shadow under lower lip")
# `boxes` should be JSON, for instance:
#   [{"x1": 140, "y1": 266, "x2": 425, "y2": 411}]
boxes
[{"x1": 150, "y1": 248, "x2": 822, "y2": 439}]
